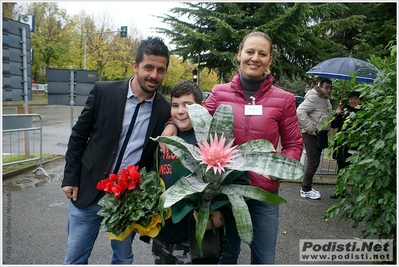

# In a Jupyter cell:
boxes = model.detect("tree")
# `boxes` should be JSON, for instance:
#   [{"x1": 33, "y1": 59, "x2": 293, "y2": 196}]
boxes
[
  {"x1": 198, "y1": 67, "x2": 219, "y2": 91},
  {"x1": 70, "y1": 10, "x2": 97, "y2": 70},
  {"x1": 159, "y1": 56, "x2": 219, "y2": 95},
  {"x1": 84, "y1": 10, "x2": 118, "y2": 80},
  {"x1": 334, "y1": 3, "x2": 397, "y2": 59},
  {"x1": 155, "y1": 2, "x2": 396, "y2": 82},
  {"x1": 109, "y1": 23, "x2": 143, "y2": 80},
  {"x1": 18, "y1": 2, "x2": 77, "y2": 82},
  {"x1": 2, "y1": 2, "x2": 16, "y2": 19},
  {"x1": 323, "y1": 40, "x2": 397, "y2": 263},
  {"x1": 68, "y1": 11, "x2": 141, "y2": 80}
]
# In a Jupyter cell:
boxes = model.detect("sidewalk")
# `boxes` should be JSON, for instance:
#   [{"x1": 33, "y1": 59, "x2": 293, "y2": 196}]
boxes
[
  {"x1": 2, "y1": 91, "x2": 48, "y2": 107},
  {"x1": 2, "y1": 157, "x2": 370, "y2": 265}
]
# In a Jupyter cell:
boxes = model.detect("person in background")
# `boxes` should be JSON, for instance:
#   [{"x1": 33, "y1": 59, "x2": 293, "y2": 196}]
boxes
[
  {"x1": 162, "y1": 31, "x2": 303, "y2": 264},
  {"x1": 61, "y1": 36, "x2": 171, "y2": 264},
  {"x1": 330, "y1": 91, "x2": 362, "y2": 199},
  {"x1": 297, "y1": 78, "x2": 333, "y2": 200},
  {"x1": 152, "y1": 80, "x2": 225, "y2": 264}
]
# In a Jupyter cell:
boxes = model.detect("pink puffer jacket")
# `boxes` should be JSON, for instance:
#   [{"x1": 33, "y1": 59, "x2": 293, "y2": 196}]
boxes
[{"x1": 206, "y1": 73, "x2": 303, "y2": 193}]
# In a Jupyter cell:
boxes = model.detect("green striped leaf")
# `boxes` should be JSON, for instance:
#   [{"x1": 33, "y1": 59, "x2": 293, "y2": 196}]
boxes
[
  {"x1": 186, "y1": 104, "x2": 212, "y2": 143},
  {"x1": 220, "y1": 184, "x2": 286, "y2": 205},
  {"x1": 234, "y1": 150, "x2": 304, "y2": 180},
  {"x1": 207, "y1": 104, "x2": 235, "y2": 143},
  {"x1": 226, "y1": 194, "x2": 253, "y2": 244},
  {"x1": 195, "y1": 200, "x2": 211, "y2": 257},
  {"x1": 151, "y1": 136, "x2": 199, "y2": 172},
  {"x1": 160, "y1": 174, "x2": 208, "y2": 208},
  {"x1": 218, "y1": 185, "x2": 286, "y2": 245},
  {"x1": 238, "y1": 139, "x2": 276, "y2": 153}
]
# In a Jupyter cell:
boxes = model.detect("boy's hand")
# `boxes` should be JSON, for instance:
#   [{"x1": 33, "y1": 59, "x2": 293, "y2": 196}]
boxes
[
  {"x1": 193, "y1": 210, "x2": 223, "y2": 230},
  {"x1": 160, "y1": 124, "x2": 178, "y2": 152}
]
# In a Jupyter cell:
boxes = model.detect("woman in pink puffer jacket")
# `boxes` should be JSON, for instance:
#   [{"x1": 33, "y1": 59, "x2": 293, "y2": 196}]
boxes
[
  {"x1": 206, "y1": 31, "x2": 303, "y2": 264},
  {"x1": 206, "y1": 72, "x2": 303, "y2": 193}
]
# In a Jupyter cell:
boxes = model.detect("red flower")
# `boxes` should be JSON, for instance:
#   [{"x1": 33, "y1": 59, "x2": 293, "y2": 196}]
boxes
[
  {"x1": 109, "y1": 173, "x2": 119, "y2": 182},
  {"x1": 96, "y1": 164, "x2": 143, "y2": 200},
  {"x1": 118, "y1": 178, "x2": 128, "y2": 191},
  {"x1": 96, "y1": 178, "x2": 114, "y2": 194},
  {"x1": 127, "y1": 165, "x2": 140, "y2": 179},
  {"x1": 112, "y1": 184, "x2": 124, "y2": 199},
  {"x1": 128, "y1": 180, "x2": 139, "y2": 190}
]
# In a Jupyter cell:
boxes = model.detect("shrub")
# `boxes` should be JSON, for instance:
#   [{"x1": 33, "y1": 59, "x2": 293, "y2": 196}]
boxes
[{"x1": 323, "y1": 40, "x2": 396, "y2": 262}]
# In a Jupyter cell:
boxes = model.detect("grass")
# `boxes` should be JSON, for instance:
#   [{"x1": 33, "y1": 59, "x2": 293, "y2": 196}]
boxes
[{"x1": 2, "y1": 153, "x2": 63, "y2": 175}]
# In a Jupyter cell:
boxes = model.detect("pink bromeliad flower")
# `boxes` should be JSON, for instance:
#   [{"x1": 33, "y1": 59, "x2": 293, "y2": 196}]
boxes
[{"x1": 197, "y1": 133, "x2": 240, "y2": 175}]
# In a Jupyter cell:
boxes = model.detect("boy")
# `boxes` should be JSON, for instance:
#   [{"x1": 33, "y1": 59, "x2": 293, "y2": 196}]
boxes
[{"x1": 152, "y1": 80, "x2": 223, "y2": 264}]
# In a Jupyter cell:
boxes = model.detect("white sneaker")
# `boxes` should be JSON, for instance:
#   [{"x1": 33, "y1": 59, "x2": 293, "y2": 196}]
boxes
[
  {"x1": 311, "y1": 188, "x2": 320, "y2": 195},
  {"x1": 300, "y1": 189, "x2": 321, "y2": 200}
]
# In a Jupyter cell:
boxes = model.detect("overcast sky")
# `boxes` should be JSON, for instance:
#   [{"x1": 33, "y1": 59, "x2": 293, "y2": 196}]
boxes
[{"x1": 57, "y1": 1, "x2": 185, "y2": 44}]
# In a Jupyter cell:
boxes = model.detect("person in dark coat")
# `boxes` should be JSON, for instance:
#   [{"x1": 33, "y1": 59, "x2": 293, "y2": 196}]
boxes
[
  {"x1": 61, "y1": 36, "x2": 171, "y2": 264},
  {"x1": 330, "y1": 91, "x2": 363, "y2": 199}
]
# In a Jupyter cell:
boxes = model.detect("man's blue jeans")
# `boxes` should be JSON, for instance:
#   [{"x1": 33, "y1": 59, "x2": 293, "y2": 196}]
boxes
[
  {"x1": 219, "y1": 196, "x2": 279, "y2": 264},
  {"x1": 63, "y1": 194, "x2": 136, "y2": 264}
]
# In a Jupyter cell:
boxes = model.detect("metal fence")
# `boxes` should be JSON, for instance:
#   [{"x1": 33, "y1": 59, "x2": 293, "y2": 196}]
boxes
[
  {"x1": 300, "y1": 149, "x2": 338, "y2": 176},
  {"x1": 2, "y1": 114, "x2": 43, "y2": 168}
]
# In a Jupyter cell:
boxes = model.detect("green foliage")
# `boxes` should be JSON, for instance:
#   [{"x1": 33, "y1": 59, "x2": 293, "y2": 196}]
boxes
[
  {"x1": 2, "y1": 2, "x2": 16, "y2": 19},
  {"x1": 323, "y1": 41, "x2": 397, "y2": 244},
  {"x1": 156, "y1": 2, "x2": 396, "y2": 83}
]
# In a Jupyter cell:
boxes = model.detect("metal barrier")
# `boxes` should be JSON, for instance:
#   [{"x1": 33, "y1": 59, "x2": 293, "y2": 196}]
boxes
[
  {"x1": 300, "y1": 149, "x2": 338, "y2": 176},
  {"x1": 2, "y1": 114, "x2": 44, "y2": 168},
  {"x1": 318, "y1": 149, "x2": 338, "y2": 175}
]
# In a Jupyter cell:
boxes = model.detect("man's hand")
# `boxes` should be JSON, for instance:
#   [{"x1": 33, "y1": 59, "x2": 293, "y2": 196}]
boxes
[
  {"x1": 62, "y1": 186, "x2": 79, "y2": 201},
  {"x1": 159, "y1": 123, "x2": 178, "y2": 152},
  {"x1": 336, "y1": 105, "x2": 344, "y2": 116}
]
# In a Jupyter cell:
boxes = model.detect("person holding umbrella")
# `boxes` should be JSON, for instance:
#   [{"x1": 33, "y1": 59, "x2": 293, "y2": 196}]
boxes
[
  {"x1": 297, "y1": 78, "x2": 333, "y2": 199},
  {"x1": 330, "y1": 91, "x2": 362, "y2": 199}
]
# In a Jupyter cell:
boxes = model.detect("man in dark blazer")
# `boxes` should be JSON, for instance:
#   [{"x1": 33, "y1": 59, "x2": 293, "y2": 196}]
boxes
[{"x1": 61, "y1": 36, "x2": 171, "y2": 264}]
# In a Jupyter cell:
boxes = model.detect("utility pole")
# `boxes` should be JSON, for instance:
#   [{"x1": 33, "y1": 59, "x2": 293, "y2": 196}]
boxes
[{"x1": 197, "y1": 53, "x2": 200, "y2": 86}]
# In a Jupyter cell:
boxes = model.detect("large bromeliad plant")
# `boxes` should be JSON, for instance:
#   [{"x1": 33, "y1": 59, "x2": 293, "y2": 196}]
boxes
[{"x1": 151, "y1": 104, "x2": 304, "y2": 255}]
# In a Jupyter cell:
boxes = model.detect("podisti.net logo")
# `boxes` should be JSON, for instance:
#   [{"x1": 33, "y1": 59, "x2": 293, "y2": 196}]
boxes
[{"x1": 300, "y1": 239, "x2": 393, "y2": 262}]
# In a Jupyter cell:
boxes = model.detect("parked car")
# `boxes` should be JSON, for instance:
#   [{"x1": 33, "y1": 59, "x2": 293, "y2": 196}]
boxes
[
  {"x1": 203, "y1": 91, "x2": 211, "y2": 100},
  {"x1": 294, "y1": 95, "x2": 305, "y2": 108}
]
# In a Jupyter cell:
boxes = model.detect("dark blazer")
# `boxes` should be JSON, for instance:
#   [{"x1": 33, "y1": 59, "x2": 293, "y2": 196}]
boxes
[{"x1": 62, "y1": 78, "x2": 171, "y2": 208}]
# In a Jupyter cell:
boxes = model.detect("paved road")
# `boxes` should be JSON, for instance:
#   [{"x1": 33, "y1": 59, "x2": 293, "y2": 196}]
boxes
[
  {"x1": 2, "y1": 159, "x2": 370, "y2": 265},
  {"x1": 2, "y1": 104, "x2": 371, "y2": 265}
]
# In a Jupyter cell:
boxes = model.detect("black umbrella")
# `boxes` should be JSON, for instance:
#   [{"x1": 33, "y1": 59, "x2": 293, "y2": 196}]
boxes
[{"x1": 307, "y1": 57, "x2": 379, "y2": 103}]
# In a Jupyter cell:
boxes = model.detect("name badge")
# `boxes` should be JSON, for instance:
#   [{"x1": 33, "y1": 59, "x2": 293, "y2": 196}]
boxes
[{"x1": 245, "y1": 105, "x2": 263, "y2": 115}]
